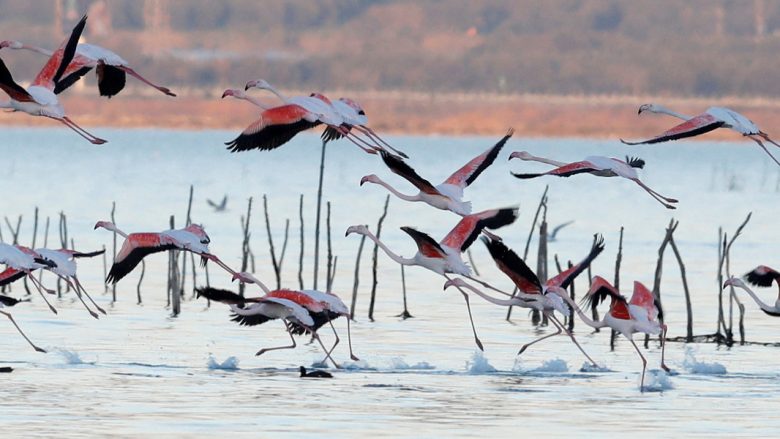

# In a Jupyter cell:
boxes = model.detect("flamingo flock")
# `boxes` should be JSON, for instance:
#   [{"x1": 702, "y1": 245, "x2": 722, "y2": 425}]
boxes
[{"x1": 2, "y1": 13, "x2": 778, "y2": 391}]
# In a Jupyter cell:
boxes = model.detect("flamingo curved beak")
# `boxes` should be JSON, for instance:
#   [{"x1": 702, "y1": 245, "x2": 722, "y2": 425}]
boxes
[
  {"x1": 245, "y1": 80, "x2": 258, "y2": 91},
  {"x1": 221, "y1": 90, "x2": 233, "y2": 99},
  {"x1": 508, "y1": 151, "x2": 520, "y2": 161}
]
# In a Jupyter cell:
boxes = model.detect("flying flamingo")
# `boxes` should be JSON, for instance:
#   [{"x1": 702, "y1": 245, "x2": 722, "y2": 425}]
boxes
[
  {"x1": 244, "y1": 79, "x2": 389, "y2": 155},
  {"x1": 724, "y1": 267, "x2": 780, "y2": 316},
  {"x1": 0, "y1": 15, "x2": 106, "y2": 144},
  {"x1": 621, "y1": 103, "x2": 780, "y2": 167},
  {"x1": 94, "y1": 221, "x2": 237, "y2": 284},
  {"x1": 345, "y1": 207, "x2": 519, "y2": 350},
  {"x1": 0, "y1": 243, "x2": 58, "y2": 314},
  {"x1": 510, "y1": 152, "x2": 678, "y2": 209},
  {"x1": 232, "y1": 271, "x2": 359, "y2": 361},
  {"x1": 0, "y1": 293, "x2": 45, "y2": 352},
  {"x1": 0, "y1": 40, "x2": 175, "y2": 98},
  {"x1": 444, "y1": 235, "x2": 604, "y2": 365},
  {"x1": 0, "y1": 247, "x2": 105, "y2": 318},
  {"x1": 321, "y1": 96, "x2": 409, "y2": 158},
  {"x1": 554, "y1": 276, "x2": 669, "y2": 390},
  {"x1": 361, "y1": 130, "x2": 513, "y2": 216},
  {"x1": 195, "y1": 286, "x2": 339, "y2": 368}
]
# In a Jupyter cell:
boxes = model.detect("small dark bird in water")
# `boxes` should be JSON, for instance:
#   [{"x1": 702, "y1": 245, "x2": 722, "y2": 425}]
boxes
[
  {"x1": 299, "y1": 366, "x2": 332, "y2": 378},
  {"x1": 207, "y1": 195, "x2": 228, "y2": 212},
  {"x1": 0, "y1": 367, "x2": 13, "y2": 373}
]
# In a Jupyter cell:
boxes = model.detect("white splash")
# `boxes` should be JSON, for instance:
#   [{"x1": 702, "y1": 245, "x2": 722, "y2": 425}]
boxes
[
  {"x1": 580, "y1": 362, "x2": 612, "y2": 373},
  {"x1": 207, "y1": 355, "x2": 240, "y2": 370},
  {"x1": 51, "y1": 348, "x2": 96, "y2": 365},
  {"x1": 388, "y1": 357, "x2": 435, "y2": 370},
  {"x1": 642, "y1": 369, "x2": 674, "y2": 392},
  {"x1": 340, "y1": 359, "x2": 373, "y2": 370},
  {"x1": 531, "y1": 358, "x2": 569, "y2": 373},
  {"x1": 682, "y1": 347, "x2": 727, "y2": 375},
  {"x1": 465, "y1": 351, "x2": 496, "y2": 374}
]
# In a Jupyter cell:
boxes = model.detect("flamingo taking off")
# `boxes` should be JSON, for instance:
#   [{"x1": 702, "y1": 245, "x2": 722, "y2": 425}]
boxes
[
  {"x1": 94, "y1": 221, "x2": 237, "y2": 284},
  {"x1": 444, "y1": 235, "x2": 604, "y2": 365},
  {"x1": 510, "y1": 152, "x2": 678, "y2": 209},
  {"x1": 361, "y1": 130, "x2": 513, "y2": 216},
  {"x1": 0, "y1": 40, "x2": 175, "y2": 98},
  {"x1": 345, "y1": 207, "x2": 519, "y2": 350},
  {"x1": 195, "y1": 286, "x2": 339, "y2": 368},
  {"x1": 0, "y1": 15, "x2": 106, "y2": 144},
  {"x1": 621, "y1": 103, "x2": 780, "y2": 167},
  {"x1": 0, "y1": 243, "x2": 58, "y2": 314},
  {"x1": 724, "y1": 266, "x2": 780, "y2": 316},
  {"x1": 0, "y1": 293, "x2": 45, "y2": 353},
  {"x1": 554, "y1": 276, "x2": 669, "y2": 390},
  {"x1": 232, "y1": 271, "x2": 359, "y2": 362}
]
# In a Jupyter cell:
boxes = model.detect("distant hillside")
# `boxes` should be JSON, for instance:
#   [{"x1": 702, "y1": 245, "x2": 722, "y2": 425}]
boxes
[{"x1": 1, "y1": 0, "x2": 780, "y2": 98}]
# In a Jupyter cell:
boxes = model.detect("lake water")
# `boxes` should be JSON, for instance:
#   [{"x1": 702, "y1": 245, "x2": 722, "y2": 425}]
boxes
[{"x1": 1, "y1": 127, "x2": 779, "y2": 437}]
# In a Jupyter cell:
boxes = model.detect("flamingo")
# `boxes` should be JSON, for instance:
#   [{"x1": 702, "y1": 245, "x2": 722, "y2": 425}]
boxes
[
  {"x1": 231, "y1": 271, "x2": 359, "y2": 362},
  {"x1": 94, "y1": 221, "x2": 237, "y2": 284},
  {"x1": 444, "y1": 235, "x2": 604, "y2": 365},
  {"x1": 345, "y1": 207, "x2": 519, "y2": 350},
  {"x1": 724, "y1": 267, "x2": 780, "y2": 316},
  {"x1": 0, "y1": 293, "x2": 45, "y2": 352},
  {"x1": 553, "y1": 276, "x2": 669, "y2": 390},
  {"x1": 0, "y1": 247, "x2": 105, "y2": 318},
  {"x1": 548, "y1": 220, "x2": 574, "y2": 242},
  {"x1": 195, "y1": 287, "x2": 339, "y2": 368},
  {"x1": 621, "y1": 103, "x2": 780, "y2": 167},
  {"x1": 207, "y1": 195, "x2": 228, "y2": 212},
  {"x1": 0, "y1": 40, "x2": 175, "y2": 98},
  {"x1": 0, "y1": 15, "x2": 106, "y2": 144},
  {"x1": 321, "y1": 96, "x2": 409, "y2": 158},
  {"x1": 361, "y1": 130, "x2": 513, "y2": 216},
  {"x1": 510, "y1": 152, "x2": 678, "y2": 209},
  {"x1": 244, "y1": 79, "x2": 387, "y2": 155},
  {"x1": 0, "y1": 243, "x2": 58, "y2": 314}
]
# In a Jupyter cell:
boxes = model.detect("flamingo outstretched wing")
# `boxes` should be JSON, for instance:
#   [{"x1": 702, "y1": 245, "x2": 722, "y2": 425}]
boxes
[
  {"x1": 53, "y1": 66, "x2": 92, "y2": 95},
  {"x1": 225, "y1": 104, "x2": 320, "y2": 152},
  {"x1": 745, "y1": 265, "x2": 780, "y2": 288},
  {"x1": 443, "y1": 129, "x2": 513, "y2": 188},
  {"x1": 582, "y1": 276, "x2": 629, "y2": 319},
  {"x1": 0, "y1": 294, "x2": 24, "y2": 307},
  {"x1": 322, "y1": 125, "x2": 348, "y2": 143},
  {"x1": 481, "y1": 236, "x2": 543, "y2": 294},
  {"x1": 513, "y1": 160, "x2": 598, "y2": 179},
  {"x1": 0, "y1": 267, "x2": 25, "y2": 286},
  {"x1": 32, "y1": 15, "x2": 87, "y2": 91},
  {"x1": 379, "y1": 151, "x2": 440, "y2": 195},
  {"x1": 196, "y1": 287, "x2": 264, "y2": 304},
  {"x1": 400, "y1": 227, "x2": 447, "y2": 258},
  {"x1": 629, "y1": 281, "x2": 662, "y2": 322},
  {"x1": 546, "y1": 235, "x2": 605, "y2": 289},
  {"x1": 440, "y1": 207, "x2": 518, "y2": 252},
  {"x1": 621, "y1": 113, "x2": 724, "y2": 145},
  {"x1": 106, "y1": 233, "x2": 177, "y2": 283},
  {"x1": 0, "y1": 59, "x2": 34, "y2": 102}
]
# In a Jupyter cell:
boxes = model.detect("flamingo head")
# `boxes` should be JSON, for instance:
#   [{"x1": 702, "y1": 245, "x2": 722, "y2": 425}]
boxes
[
  {"x1": 245, "y1": 79, "x2": 271, "y2": 91},
  {"x1": 345, "y1": 224, "x2": 369, "y2": 237},
  {"x1": 339, "y1": 97, "x2": 365, "y2": 116},
  {"x1": 359, "y1": 174, "x2": 380, "y2": 186},
  {"x1": 442, "y1": 277, "x2": 469, "y2": 291},
  {"x1": 94, "y1": 220, "x2": 119, "y2": 233},
  {"x1": 508, "y1": 151, "x2": 533, "y2": 161},
  {"x1": 309, "y1": 92, "x2": 333, "y2": 105},
  {"x1": 184, "y1": 224, "x2": 210, "y2": 244},
  {"x1": 637, "y1": 103, "x2": 659, "y2": 115},
  {"x1": 231, "y1": 271, "x2": 256, "y2": 284},
  {"x1": 723, "y1": 276, "x2": 745, "y2": 289},
  {"x1": 0, "y1": 40, "x2": 22, "y2": 49},
  {"x1": 221, "y1": 89, "x2": 243, "y2": 99}
]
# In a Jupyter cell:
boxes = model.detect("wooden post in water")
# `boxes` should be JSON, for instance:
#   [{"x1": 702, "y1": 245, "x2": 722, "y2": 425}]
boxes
[
  {"x1": 507, "y1": 185, "x2": 548, "y2": 321},
  {"x1": 532, "y1": 205, "x2": 548, "y2": 326},
  {"x1": 110, "y1": 202, "x2": 117, "y2": 303},
  {"x1": 169, "y1": 215, "x2": 181, "y2": 316},
  {"x1": 239, "y1": 197, "x2": 253, "y2": 297},
  {"x1": 24, "y1": 207, "x2": 39, "y2": 295},
  {"x1": 611, "y1": 227, "x2": 624, "y2": 351},
  {"x1": 396, "y1": 264, "x2": 413, "y2": 319},
  {"x1": 263, "y1": 195, "x2": 283, "y2": 289},
  {"x1": 368, "y1": 195, "x2": 390, "y2": 322},
  {"x1": 313, "y1": 139, "x2": 328, "y2": 290},
  {"x1": 669, "y1": 231, "x2": 693, "y2": 342},
  {"x1": 350, "y1": 233, "x2": 367, "y2": 321},
  {"x1": 326, "y1": 202, "x2": 333, "y2": 292},
  {"x1": 298, "y1": 194, "x2": 305, "y2": 290},
  {"x1": 180, "y1": 184, "x2": 194, "y2": 298},
  {"x1": 647, "y1": 220, "x2": 675, "y2": 348}
]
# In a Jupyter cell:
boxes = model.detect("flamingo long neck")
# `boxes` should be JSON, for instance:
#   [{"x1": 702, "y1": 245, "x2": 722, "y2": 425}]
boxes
[
  {"x1": 456, "y1": 281, "x2": 520, "y2": 307},
  {"x1": 235, "y1": 93, "x2": 268, "y2": 109},
  {"x1": 371, "y1": 177, "x2": 421, "y2": 203},
  {"x1": 262, "y1": 85, "x2": 291, "y2": 104},
  {"x1": 651, "y1": 105, "x2": 691, "y2": 121},
  {"x1": 244, "y1": 273, "x2": 271, "y2": 294},
  {"x1": 557, "y1": 293, "x2": 607, "y2": 329},
  {"x1": 9, "y1": 43, "x2": 53, "y2": 57},
  {"x1": 524, "y1": 154, "x2": 567, "y2": 167},
  {"x1": 360, "y1": 230, "x2": 415, "y2": 266},
  {"x1": 734, "y1": 283, "x2": 776, "y2": 313},
  {"x1": 100, "y1": 223, "x2": 129, "y2": 238}
]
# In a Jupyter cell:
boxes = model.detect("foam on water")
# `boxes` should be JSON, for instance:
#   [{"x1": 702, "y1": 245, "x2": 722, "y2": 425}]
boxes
[
  {"x1": 465, "y1": 351, "x2": 497, "y2": 374},
  {"x1": 50, "y1": 348, "x2": 96, "y2": 366},
  {"x1": 532, "y1": 358, "x2": 569, "y2": 373},
  {"x1": 207, "y1": 355, "x2": 240, "y2": 370},
  {"x1": 339, "y1": 359, "x2": 375, "y2": 370},
  {"x1": 580, "y1": 362, "x2": 612, "y2": 373},
  {"x1": 642, "y1": 369, "x2": 674, "y2": 392},
  {"x1": 388, "y1": 357, "x2": 435, "y2": 370},
  {"x1": 682, "y1": 347, "x2": 727, "y2": 375}
]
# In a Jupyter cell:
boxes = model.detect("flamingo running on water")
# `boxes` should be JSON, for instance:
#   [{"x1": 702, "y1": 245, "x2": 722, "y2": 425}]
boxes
[
  {"x1": 621, "y1": 103, "x2": 780, "y2": 167},
  {"x1": 0, "y1": 293, "x2": 45, "y2": 352},
  {"x1": 0, "y1": 15, "x2": 106, "y2": 144},
  {"x1": 345, "y1": 207, "x2": 519, "y2": 350},
  {"x1": 361, "y1": 130, "x2": 513, "y2": 216},
  {"x1": 94, "y1": 221, "x2": 237, "y2": 284},
  {"x1": 445, "y1": 235, "x2": 604, "y2": 365},
  {"x1": 0, "y1": 40, "x2": 175, "y2": 98},
  {"x1": 232, "y1": 271, "x2": 359, "y2": 361},
  {"x1": 553, "y1": 276, "x2": 669, "y2": 390},
  {"x1": 510, "y1": 152, "x2": 678, "y2": 209},
  {"x1": 724, "y1": 266, "x2": 780, "y2": 316},
  {"x1": 0, "y1": 243, "x2": 58, "y2": 314},
  {"x1": 195, "y1": 286, "x2": 339, "y2": 368}
]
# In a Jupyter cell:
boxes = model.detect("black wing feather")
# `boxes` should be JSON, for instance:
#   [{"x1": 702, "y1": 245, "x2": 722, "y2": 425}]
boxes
[
  {"x1": 0, "y1": 294, "x2": 24, "y2": 307},
  {"x1": 0, "y1": 271, "x2": 26, "y2": 287},
  {"x1": 52, "y1": 14, "x2": 87, "y2": 86},
  {"x1": 745, "y1": 267, "x2": 780, "y2": 288},
  {"x1": 620, "y1": 121, "x2": 725, "y2": 145},
  {"x1": 321, "y1": 125, "x2": 346, "y2": 143},
  {"x1": 225, "y1": 119, "x2": 320, "y2": 152},
  {"x1": 400, "y1": 226, "x2": 447, "y2": 256},
  {"x1": 464, "y1": 128, "x2": 513, "y2": 187},
  {"x1": 72, "y1": 249, "x2": 105, "y2": 258},
  {"x1": 96, "y1": 63, "x2": 126, "y2": 98},
  {"x1": 481, "y1": 236, "x2": 543, "y2": 292},
  {"x1": 459, "y1": 207, "x2": 518, "y2": 252},
  {"x1": 0, "y1": 58, "x2": 33, "y2": 101},
  {"x1": 54, "y1": 66, "x2": 92, "y2": 94},
  {"x1": 555, "y1": 235, "x2": 605, "y2": 290},
  {"x1": 106, "y1": 244, "x2": 176, "y2": 284},
  {"x1": 379, "y1": 150, "x2": 439, "y2": 194}
]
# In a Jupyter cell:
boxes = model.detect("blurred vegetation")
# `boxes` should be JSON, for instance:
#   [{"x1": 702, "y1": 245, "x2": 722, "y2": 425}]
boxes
[{"x1": 1, "y1": 0, "x2": 780, "y2": 97}]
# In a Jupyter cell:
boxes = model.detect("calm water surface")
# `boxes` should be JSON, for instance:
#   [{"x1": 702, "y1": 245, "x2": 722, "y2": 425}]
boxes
[{"x1": 1, "y1": 127, "x2": 779, "y2": 437}]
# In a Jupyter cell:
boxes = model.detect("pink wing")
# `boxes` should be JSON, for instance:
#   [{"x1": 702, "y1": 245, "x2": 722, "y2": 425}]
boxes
[
  {"x1": 621, "y1": 113, "x2": 724, "y2": 145},
  {"x1": 32, "y1": 15, "x2": 86, "y2": 90},
  {"x1": 629, "y1": 281, "x2": 658, "y2": 321},
  {"x1": 443, "y1": 129, "x2": 512, "y2": 188},
  {"x1": 512, "y1": 160, "x2": 598, "y2": 179},
  {"x1": 440, "y1": 207, "x2": 518, "y2": 251}
]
